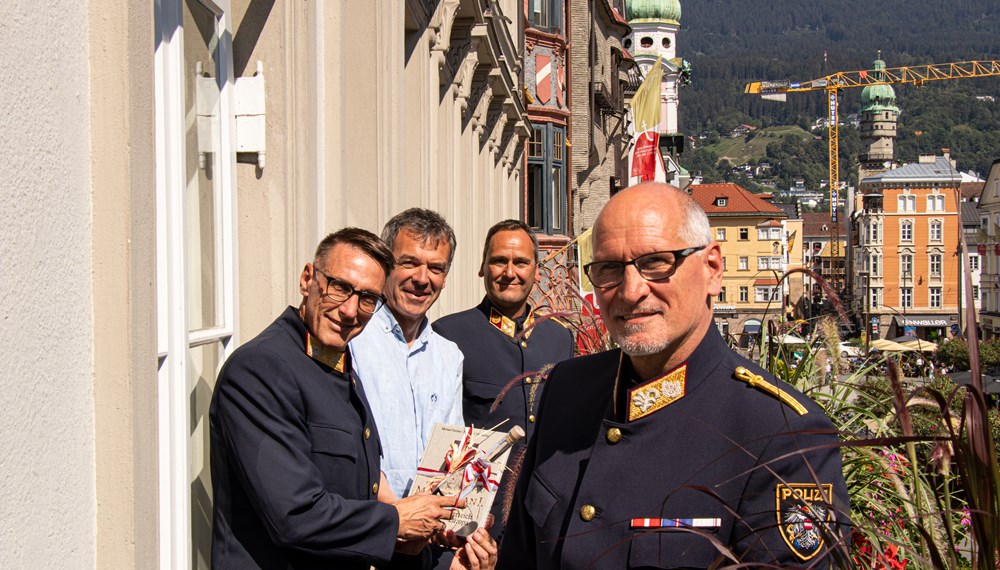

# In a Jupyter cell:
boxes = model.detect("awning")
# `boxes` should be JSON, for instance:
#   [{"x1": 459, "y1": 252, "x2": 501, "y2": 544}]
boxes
[
  {"x1": 743, "y1": 319, "x2": 761, "y2": 334},
  {"x1": 754, "y1": 278, "x2": 779, "y2": 286},
  {"x1": 892, "y1": 315, "x2": 950, "y2": 328}
]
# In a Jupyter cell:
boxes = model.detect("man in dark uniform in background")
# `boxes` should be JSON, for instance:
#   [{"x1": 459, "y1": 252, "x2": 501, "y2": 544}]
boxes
[
  {"x1": 433, "y1": 220, "x2": 574, "y2": 536},
  {"x1": 210, "y1": 228, "x2": 495, "y2": 570},
  {"x1": 499, "y1": 184, "x2": 850, "y2": 569}
]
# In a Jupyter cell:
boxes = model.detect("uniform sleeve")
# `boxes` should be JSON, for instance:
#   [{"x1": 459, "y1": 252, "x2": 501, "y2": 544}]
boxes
[
  {"x1": 731, "y1": 408, "x2": 850, "y2": 567},
  {"x1": 212, "y1": 348, "x2": 400, "y2": 565}
]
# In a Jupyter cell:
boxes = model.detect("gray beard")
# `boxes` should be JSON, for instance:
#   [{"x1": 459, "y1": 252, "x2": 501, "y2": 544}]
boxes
[{"x1": 616, "y1": 325, "x2": 671, "y2": 356}]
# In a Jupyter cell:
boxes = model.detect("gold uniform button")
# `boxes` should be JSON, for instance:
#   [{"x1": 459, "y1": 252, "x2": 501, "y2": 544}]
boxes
[
  {"x1": 524, "y1": 377, "x2": 532, "y2": 385},
  {"x1": 372, "y1": 482, "x2": 379, "y2": 494},
  {"x1": 364, "y1": 428, "x2": 371, "y2": 440},
  {"x1": 528, "y1": 414, "x2": 536, "y2": 423},
  {"x1": 520, "y1": 341, "x2": 528, "y2": 348},
  {"x1": 606, "y1": 427, "x2": 622, "y2": 444},
  {"x1": 580, "y1": 504, "x2": 596, "y2": 522}
]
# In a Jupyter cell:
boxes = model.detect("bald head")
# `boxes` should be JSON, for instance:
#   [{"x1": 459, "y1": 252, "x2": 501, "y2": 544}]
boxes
[{"x1": 594, "y1": 183, "x2": 712, "y2": 248}]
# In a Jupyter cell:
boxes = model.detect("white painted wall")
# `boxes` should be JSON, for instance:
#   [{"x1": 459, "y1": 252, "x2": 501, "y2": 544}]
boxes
[{"x1": 0, "y1": 1, "x2": 95, "y2": 567}]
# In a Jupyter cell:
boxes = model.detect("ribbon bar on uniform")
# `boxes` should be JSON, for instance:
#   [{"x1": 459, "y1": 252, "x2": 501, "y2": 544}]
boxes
[{"x1": 630, "y1": 517, "x2": 721, "y2": 529}]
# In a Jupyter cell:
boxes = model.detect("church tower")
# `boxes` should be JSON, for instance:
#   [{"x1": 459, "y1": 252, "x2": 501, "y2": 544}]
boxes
[
  {"x1": 623, "y1": 0, "x2": 686, "y2": 137},
  {"x1": 858, "y1": 53, "x2": 899, "y2": 182}
]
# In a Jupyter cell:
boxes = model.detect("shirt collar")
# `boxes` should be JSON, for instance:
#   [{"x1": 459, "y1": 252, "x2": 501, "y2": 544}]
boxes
[
  {"x1": 305, "y1": 331, "x2": 350, "y2": 373},
  {"x1": 374, "y1": 304, "x2": 431, "y2": 347}
]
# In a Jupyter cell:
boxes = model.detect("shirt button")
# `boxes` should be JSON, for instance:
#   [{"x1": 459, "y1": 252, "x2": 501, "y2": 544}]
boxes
[
  {"x1": 606, "y1": 427, "x2": 622, "y2": 444},
  {"x1": 372, "y1": 482, "x2": 379, "y2": 495},
  {"x1": 580, "y1": 504, "x2": 596, "y2": 522},
  {"x1": 364, "y1": 428, "x2": 371, "y2": 440},
  {"x1": 528, "y1": 414, "x2": 536, "y2": 423},
  {"x1": 520, "y1": 341, "x2": 528, "y2": 348}
]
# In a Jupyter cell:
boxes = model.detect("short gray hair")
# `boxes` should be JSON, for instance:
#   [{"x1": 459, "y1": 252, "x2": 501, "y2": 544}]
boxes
[{"x1": 380, "y1": 208, "x2": 457, "y2": 268}]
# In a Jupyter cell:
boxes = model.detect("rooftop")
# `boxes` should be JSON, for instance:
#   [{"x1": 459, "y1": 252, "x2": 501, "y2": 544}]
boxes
[{"x1": 690, "y1": 183, "x2": 785, "y2": 217}]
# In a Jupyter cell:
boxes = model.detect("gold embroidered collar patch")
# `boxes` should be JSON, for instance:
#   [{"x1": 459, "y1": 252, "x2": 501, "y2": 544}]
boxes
[
  {"x1": 627, "y1": 364, "x2": 687, "y2": 422},
  {"x1": 306, "y1": 332, "x2": 347, "y2": 373},
  {"x1": 488, "y1": 306, "x2": 535, "y2": 340}
]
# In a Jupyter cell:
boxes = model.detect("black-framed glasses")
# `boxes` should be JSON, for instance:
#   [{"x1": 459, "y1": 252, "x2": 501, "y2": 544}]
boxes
[
  {"x1": 583, "y1": 246, "x2": 707, "y2": 289},
  {"x1": 314, "y1": 268, "x2": 386, "y2": 314}
]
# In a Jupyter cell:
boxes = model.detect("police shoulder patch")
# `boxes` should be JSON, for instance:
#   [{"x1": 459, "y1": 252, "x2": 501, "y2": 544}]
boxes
[{"x1": 775, "y1": 483, "x2": 834, "y2": 561}]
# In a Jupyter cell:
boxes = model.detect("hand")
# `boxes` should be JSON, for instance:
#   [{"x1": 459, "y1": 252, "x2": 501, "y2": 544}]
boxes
[
  {"x1": 394, "y1": 493, "x2": 467, "y2": 541},
  {"x1": 449, "y1": 528, "x2": 497, "y2": 570}
]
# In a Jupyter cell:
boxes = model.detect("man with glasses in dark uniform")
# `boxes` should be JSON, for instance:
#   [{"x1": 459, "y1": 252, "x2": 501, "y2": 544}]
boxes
[
  {"x1": 210, "y1": 228, "x2": 496, "y2": 570},
  {"x1": 499, "y1": 184, "x2": 849, "y2": 569}
]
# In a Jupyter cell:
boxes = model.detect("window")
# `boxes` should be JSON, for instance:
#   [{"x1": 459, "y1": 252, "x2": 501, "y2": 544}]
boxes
[
  {"x1": 718, "y1": 287, "x2": 726, "y2": 302},
  {"x1": 871, "y1": 254, "x2": 881, "y2": 277},
  {"x1": 156, "y1": 0, "x2": 238, "y2": 564},
  {"x1": 739, "y1": 228, "x2": 749, "y2": 240},
  {"x1": 870, "y1": 287, "x2": 882, "y2": 309},
  {"x1": 738, "y1": 256, "x2": 748, "y2": 270},
  {"x1": 866, "y1": 220, "x2": 881, "y2": 243},
  {"x1": 757, "y1": 256, "x2": 782, "y2": 270},
  {"x1": 901, "y1": 287, "x2": 913, "y2": 309},
  {"x1": 897, "y1": 194, "x2": 915, "y2": 212},
  {"x1": 755, "y1": 286, "x2": 780, "y2": 302},
  {"x1": 927, "y1": 194, "x2": 945, "y2": 212},
  {"x1": 722, "y1": 256, "x2": 727, "y2": 271},
  {"x1": 929, "y1": 220, "x2": 943, "y2": 242},
  {"x1": 930, "y1": 254, "x2": 942, "y2": 277},
  {"x1": 929, "y1": 287, "x2": 942, "y2": 308},
  {"x1": 528, "y1": 0, "x2": 562, "y2": 32},
  {"x1": 901, "y1": 254, "x2": 913, "y2": 277},
  {"x1": 971, "y1": 255, "x2": 980, "y2": 271},
  {"x1": 715, "y1": 197, "x2": 728, "y2": 207},
  {"x1": 739, "y1": 286, "x2": 749, "y2": 302},
  {"x1": 527, "y1": 124, "x2": 567, "y2": 234},
  {"x1": 716, "y1": 228, "x2": 726, "y2": 241},
  {"x1": 757, "y1": 227, "x2": 781, "y2": 240},
  {"x1": 973, "y1": 285, "x2": 980, "y2": 302},
  {"x1": 900, "y1": 221, "x2": 913, "y2": 242}
]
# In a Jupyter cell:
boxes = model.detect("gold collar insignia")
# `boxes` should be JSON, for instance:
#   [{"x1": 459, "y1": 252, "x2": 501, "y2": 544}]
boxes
[
  {"x1": 306, "y1": 332, "x2": 347, "y2": 373},
  {"x1": 488, "y1": 306, "x2": 535, "y2": 340},
  {"x1": 627, "y1": 364, "x2": 687, "y2": 422}
]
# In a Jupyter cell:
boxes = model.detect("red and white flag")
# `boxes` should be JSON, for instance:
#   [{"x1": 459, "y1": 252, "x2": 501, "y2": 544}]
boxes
[{"x1": 536, "y1": 54, "x2": 552, "y2": 104}]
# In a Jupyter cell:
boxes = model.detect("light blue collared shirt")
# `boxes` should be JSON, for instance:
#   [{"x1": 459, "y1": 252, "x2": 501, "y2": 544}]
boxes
[{"x1": 351, "y1": 305, "x2": 464, "y2": 497}]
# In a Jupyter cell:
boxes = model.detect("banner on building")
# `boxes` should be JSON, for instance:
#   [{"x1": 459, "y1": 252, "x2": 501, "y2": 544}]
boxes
[
  {"x1": 536, "y1": 54, "x2": 552, "y2": 104},
  {"x1": 627, "y1": 56, "x2": 666, "y2": 186}
]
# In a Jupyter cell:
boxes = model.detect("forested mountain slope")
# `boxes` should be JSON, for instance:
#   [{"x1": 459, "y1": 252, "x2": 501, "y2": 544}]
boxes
[{"x1": 677, "y1": 0, "x2": 1000, "y2": 178}]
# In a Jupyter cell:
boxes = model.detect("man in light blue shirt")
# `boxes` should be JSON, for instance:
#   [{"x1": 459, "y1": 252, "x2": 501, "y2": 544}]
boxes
[{"x1": 352, "y1": 208, "x2": 464, "y2": 499}]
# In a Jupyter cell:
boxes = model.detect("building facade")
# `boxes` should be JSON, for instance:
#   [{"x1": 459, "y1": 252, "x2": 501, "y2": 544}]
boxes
[
  {"x1": 569, "y1": 0, "x2": 633, "y2": 234},
  {"x1": 854, "y1": 153, "x2": 963, "y2": 341},
  {"x1": 2, "y1": 1, "x2": 531, "y2": 567},
  {"x1": 977, "y1": 159, "x2": 1000, "y2": 338},
  {"x1": 691, "y1": 184, "x2": 788, "y2": 348}
]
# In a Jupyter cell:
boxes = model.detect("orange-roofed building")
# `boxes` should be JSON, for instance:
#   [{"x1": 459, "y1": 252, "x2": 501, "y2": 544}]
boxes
[{"x1": 690, "y1": 183, "x2": 789, "y2": 350}]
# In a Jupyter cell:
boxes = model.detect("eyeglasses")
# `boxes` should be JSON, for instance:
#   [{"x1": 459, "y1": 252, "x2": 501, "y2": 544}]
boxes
[
  {"x1": 314, "y1": 268, "x2": 386, "y2": 314},
  {"x1": 583, "y1": 246, "x2": 707, "y2": 289}
]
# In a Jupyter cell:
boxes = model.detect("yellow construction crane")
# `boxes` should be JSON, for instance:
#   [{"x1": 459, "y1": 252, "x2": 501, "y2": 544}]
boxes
[{"x1": 745, "y1": 59, "x2": 1000, "y2": 292}]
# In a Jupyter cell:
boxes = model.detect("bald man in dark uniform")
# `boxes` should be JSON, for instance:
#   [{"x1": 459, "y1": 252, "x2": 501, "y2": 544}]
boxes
[{"x1": 498, "y1": 185, "x2": 849, "y2": 569}]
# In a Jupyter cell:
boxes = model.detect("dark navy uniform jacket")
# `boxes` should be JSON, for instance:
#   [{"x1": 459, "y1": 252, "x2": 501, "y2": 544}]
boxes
[
  {"x1": 432, "y1": 297, "x2": 574, "y2": 441},
  {"x1": 498, "y1": 328, "x2": 850, "y2": 569},
  {"x1": 210, "y1": 307, "x2": 398, "y2": 570}
]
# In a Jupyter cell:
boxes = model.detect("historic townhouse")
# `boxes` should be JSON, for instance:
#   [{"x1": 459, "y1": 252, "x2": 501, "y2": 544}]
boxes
[
  {"x1": 977, "y1": 159, "x2": 1000, "y2": 338},
  {"x1": 854, "y1": 153, "x2": 963, "y2": 341},
  {"x1": 691, "y1": 184, "x2": 788, "y2": 349}
]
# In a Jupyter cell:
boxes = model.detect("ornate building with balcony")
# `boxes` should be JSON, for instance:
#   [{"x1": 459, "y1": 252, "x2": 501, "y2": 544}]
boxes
[{"x1": 854, "y1": 152, "x2": 963, "y2": 341}]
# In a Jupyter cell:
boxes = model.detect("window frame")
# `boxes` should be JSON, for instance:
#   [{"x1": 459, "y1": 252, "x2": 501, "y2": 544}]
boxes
[
  {"x1": 526, "y1": 123, "x2": 568, "y2": 235},
  {"x1": 739, "y1": 286, "x2": 749, "y2": 302},
  {"x1": 739, "y1": 227, "x2": 749, "y2": 240},
  {"x1": 929, "y1": 219, "x2": 943, "y2": 242},
  {"x1": 155, "y1": 0, "x2": 238, "y2": 566},
  {"x1": 528, "y1": 0, "x2": 563, "y2": 33},
  {"x1": 900, "y1": 220, "x2": 913, "y2": 242},
  {"x1": 929, "y1": 286, "x2": 942, "y2": 308},
  {"x1": 901, "y1": 287, "x2": 913, "y2": 309},
  {"x1": 929, "y1": 254, "x2": 942, "y2": 277}
]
